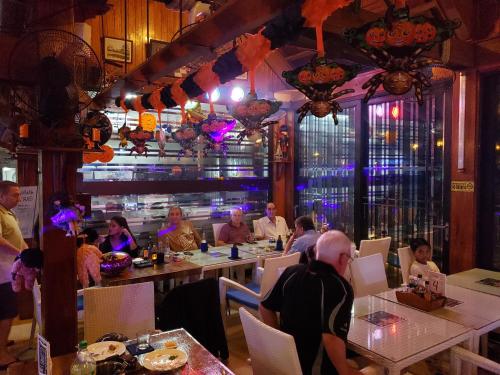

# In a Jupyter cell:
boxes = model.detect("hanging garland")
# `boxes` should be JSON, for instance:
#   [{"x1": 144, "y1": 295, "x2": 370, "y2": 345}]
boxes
[
  {"x1": 283, "y1": 57, "x2": 360, "y2": 123},
  {"x1": 344, "y1": 0, "x2": 460, "y2": 104}
]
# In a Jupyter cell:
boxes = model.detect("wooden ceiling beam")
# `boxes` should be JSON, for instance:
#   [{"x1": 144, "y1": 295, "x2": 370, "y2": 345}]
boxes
[
  {"x1": 434, "y1": 0, "x2": 474, "y2": 40},
  {"x1": 95, "y1": 0, "x2": 293, "y2": 106}
]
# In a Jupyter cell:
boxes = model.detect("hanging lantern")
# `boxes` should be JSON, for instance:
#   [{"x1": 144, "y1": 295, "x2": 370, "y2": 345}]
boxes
[
  {"x1": 141, "y1": 113, "x2": 157, "y2": 132},
  {"x1": 283, "y1": 56, "x2": 360, "y2": 123},
  {"x1": 80, "y1": 112, "x2": 112, "y2": 151},
  {"x1": 19, "y1": 123, "x2": 29, "y2": 139},
  {"x1": 344, "y1": 0, "x2": 460, "y2": 104}
]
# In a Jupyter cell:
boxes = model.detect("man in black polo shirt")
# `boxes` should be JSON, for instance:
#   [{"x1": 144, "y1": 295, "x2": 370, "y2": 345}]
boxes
[{"x1": 259, "y1": 230, "x2": 361, "y2": 375}]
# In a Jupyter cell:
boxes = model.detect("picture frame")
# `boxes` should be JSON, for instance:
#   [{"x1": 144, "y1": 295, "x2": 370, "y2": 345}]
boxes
[
  {"x1": 147, "y1": 39, "x2": 169, "y2": 58},
  {"x1": 103, "y1": 37, "x2": 132, "y2": 63}
]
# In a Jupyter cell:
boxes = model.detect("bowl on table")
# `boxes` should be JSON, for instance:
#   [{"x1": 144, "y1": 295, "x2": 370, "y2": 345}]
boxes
[{"x1": 100, "y1": 252, "x2": 132, "y2": 275}]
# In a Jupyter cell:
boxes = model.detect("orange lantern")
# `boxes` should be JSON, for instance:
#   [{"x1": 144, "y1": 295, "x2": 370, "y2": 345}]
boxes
[{"x1": 140, "y1": 113, "x2": 157, "y2": 132}]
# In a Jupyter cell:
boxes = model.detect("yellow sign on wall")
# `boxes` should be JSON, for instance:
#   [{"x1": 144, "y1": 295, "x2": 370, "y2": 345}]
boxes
[{"x1": 451, "y1": 181, "x2": 474, "y2": 192}]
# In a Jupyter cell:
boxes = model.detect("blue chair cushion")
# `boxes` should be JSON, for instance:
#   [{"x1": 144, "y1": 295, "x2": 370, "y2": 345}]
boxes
[
  {"x1": 226, "y1": 282, "x2": 260, "y2": 310},
  {"x1": 77, "y1": 295, "x2": 84, "y2": 311}
]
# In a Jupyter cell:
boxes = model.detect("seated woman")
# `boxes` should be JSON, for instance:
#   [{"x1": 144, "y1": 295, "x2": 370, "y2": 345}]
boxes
[
  {"x1": 158, "y1": 206, "x2": 201, "y2": 252},
  {"x1": 409, "y1": 238, "x2": 440, "y2": 278},
  {"x1": 99, "y1": 216, "x2": 140, "y2": 258},
  {"x1": 77, "y1": 228, "x2": 102, "y2": 288}
]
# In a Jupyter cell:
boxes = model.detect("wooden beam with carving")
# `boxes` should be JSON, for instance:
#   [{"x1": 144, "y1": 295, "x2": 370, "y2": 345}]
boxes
[{"x1": 95, "y1": 0, "x2": 294, "y2": 106}]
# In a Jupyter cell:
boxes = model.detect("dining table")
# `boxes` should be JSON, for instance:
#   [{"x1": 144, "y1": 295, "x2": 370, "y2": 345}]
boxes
[
  {"x1": 347, "y1": 295, "x2": 473, "y2": 375},
  {"x1": 46, "y1": 329, "x2": 234, "y2": 374},
  {"x1": 447, "y1": 268, "x2": 500, "y2": 297},
  {"x1": 376, "y1": 284, "x2": 500, "y2": 352}
]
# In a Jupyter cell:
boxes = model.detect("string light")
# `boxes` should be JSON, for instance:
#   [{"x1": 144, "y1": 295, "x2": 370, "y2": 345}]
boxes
[
  {"x1": 391, "y1": 106, "x2": 399, "y2": 119},
  {"x1": 231, "y1": 87, "x2": 245, "y2": 102}
]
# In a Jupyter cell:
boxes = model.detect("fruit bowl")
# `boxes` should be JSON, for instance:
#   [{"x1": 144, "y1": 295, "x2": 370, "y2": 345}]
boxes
[{"x1": 100, "y1": 252, "x2": 132, "y2": 275}]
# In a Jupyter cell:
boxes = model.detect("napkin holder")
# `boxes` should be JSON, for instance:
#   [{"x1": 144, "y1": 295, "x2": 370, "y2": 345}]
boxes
[{"x1": 395, "y1": 291, "x2": 446, "y2": 312}]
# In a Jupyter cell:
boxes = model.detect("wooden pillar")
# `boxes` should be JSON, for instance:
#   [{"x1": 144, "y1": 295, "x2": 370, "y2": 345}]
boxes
[
  {"x1": 270, "y1": 110, "x2": 295, "y2": 226},
  {"x1": 39, "y1": 150, "x2": 81, "y2": 356},
  {"x1": 449, "y1": 69, "x2": 480, "y2": 273}
]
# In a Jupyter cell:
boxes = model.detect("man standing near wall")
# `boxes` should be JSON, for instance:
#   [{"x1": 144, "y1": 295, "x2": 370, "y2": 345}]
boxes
[{"x1": 0, "y1": 181, "x2": 27, "y2": 369}]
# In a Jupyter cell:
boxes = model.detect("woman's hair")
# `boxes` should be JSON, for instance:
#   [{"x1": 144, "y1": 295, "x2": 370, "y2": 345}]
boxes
[
  {"x1": 110, "y1": 216, "x2": 137, "y2": 243},
  {"x1": 168, "y1": 206, "x2": 183, "y2": 217},
  {"x1": 409, "y1": 238, "x2": 430, "y2": 252}
]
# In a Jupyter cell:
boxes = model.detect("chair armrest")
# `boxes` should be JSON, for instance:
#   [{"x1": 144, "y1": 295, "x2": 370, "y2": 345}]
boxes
[
  {"x1": 451, "y1": 346, "x2": 500, "y2": 373},
  {"x1": 255, "y1": 267, "x2": 264, "y2": 284},
  {"x1": 219, "y1": 277, "x2": 260, "y2": 301}
]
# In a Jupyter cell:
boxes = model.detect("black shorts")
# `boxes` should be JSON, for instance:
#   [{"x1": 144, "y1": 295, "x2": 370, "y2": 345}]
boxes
[{"x1": 0, "y1": 282, "x2": 18, "y2": 320}]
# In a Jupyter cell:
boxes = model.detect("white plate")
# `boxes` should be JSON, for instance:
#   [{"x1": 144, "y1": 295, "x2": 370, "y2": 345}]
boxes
[
  {"x1": 142, "y1": 348, "x2": 188, "y2": 372},
  {"x1": 87, "y1": 341, "x2": 126, "y2": 362}
]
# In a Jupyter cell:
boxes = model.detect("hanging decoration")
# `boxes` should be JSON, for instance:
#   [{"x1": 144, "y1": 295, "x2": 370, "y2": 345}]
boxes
[
  {"x1": 118, "y1": 123, "x2": 130, "y2": 148},
  {"x1": 140, "y1": 113, "x2": 157, "y2": 132},
  {"x1": 172, "y1": 124, "x2": 199, "y2": 159},
  {"x1": 127, "y1": 126, "x2": 154, "y2": 156},
  {"x1": 114, "y1": 1, "x2": 307, "y2": 114},
  {"x1": 283, "y1": 57, "x2": 360, "y2": 123},
  {"x1": 80, "y1": 112, "x2": 113, "y2": 151},
  {"x1": 344, "y1": 0, "x2": 460, "y2": 104},
  {"x1": 301, "y1": 0, "x2": 355, "y2": 57},
  {"x1": 196, "y1": 113, "x2": 236, "y2": 156},
  {"x1": 229, "y1": 93, "x2": 282, "y2": 144},
  {"x1": 155, "y1": 126, "x2": 169, "y2": 158}
]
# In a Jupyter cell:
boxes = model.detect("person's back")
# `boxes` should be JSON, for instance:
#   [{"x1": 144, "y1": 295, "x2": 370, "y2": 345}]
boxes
[{"x1": 265, "y1": 261, "x2": 353, "y2": 374}]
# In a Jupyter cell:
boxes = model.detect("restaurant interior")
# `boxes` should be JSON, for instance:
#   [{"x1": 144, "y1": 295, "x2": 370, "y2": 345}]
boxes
[{"x1": 0, "y1": 0, "x2": 499, "y2": 374}]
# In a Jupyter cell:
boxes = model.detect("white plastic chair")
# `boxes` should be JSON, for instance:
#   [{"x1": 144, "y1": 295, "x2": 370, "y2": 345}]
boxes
[
  {"x1": 358, "y1": 237, "x2": 392, "y2": 263},
  {"x1": 239, "y1": 307, "x2": 302, "y2": 375},
  {"x1": 252, "y1": 220, "x2": 260, "y2": 235},
  {"x1": 84, "y1": 281, "x2": 155, "y2": 343},
  {"x1": 212, "y1": 223, "x2": 226, "y2": 245},
  {"x1": 397, "y1": 246, "x2": 414, "y2": 284},
  {"x1": 350, "y1": 253, "x2": 389, "y2": 298},
  {"x1": 219, "y1": 252, "x2": 300, "y2": 313},
  {"x1": 450, "y1": 346, "x2": 500, "y2": 374}
]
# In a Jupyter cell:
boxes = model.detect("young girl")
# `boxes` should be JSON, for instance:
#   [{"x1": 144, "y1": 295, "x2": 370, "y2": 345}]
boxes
[{"x1": 409, "y1": 238, "x2": 440, "y2": 277}]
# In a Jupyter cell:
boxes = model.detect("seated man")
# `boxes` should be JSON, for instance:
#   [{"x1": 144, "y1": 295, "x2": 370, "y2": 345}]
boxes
[
  {"x1": 259, "y1": 231, "x2": 362, "y2": 375},
  {"x1": 283, "y1": 216, "x2": 320, "y2": 255},
  {"x1": 254, "y1": 202, "x2": 289, "y2": 240},
  {"x1": 216, "y1": 208, "x2": 250, "y2": 246}
]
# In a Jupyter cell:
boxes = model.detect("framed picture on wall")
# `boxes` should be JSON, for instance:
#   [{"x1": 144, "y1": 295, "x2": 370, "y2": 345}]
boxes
[
  {"x1": 103, "y1": 37, "x2": 132, "y2": 63},
  {"x1": 147, "y1": 39, "x2": 169, "y2": 58}
]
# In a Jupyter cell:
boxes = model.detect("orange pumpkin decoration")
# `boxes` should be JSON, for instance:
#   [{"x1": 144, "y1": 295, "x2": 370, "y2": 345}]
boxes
[
  {"x1": 140, "y1": 113, "x2": 157, "y2": 132},
  {"x1": 98, "y1": 145, "x2": 114, "y2": 163},
  {"x1": 329, "y1": 67, "x2": 345, "y2": 82},
  {"x1": 386, "y1": 21, "x2": 415, "y2": 47},
  {"x1": 365, "y1": 27, "x2": 386, "y2": 48},
  {"x1": 414, "y1": 22, "x2": 437, "y2": 43},
  {"x1": 83, "y1": 152, "x2": 99, "y2": 164},
  {"x1": 312, "y1": 67, "x2": 330, "y2": 84},
  {"x1": 298, "y1": 70, "x2": 313, "y2": 84}
]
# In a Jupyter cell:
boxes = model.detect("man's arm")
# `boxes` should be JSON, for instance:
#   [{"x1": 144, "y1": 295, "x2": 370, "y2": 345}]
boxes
[
  {"x1": 322, "y1": 334, "x2": 362, "y2": 375},
  {"x1": 258, "y1": 304, "x2": 279, "y2": 329},
  {"x1": 0, "y1": 236, "x2": 21, "y2": 257}
]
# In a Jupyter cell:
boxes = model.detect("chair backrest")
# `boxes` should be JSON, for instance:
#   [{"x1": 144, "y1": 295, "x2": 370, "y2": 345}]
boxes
[
  {"x1": 252, "y1": 220, "x2": 259, "y2": 234},
  {"x1": 260, "y1": 253, "x2": 300, "y2": 297},
  {"x1": 358, "y1": 237, "x2": 392, "y2": 263},
  {"x1": 239, "y1": 307, "x2": 302, "y2": 375},
  {"x1": 84, "y1": 282, "x2": 155, "y2": 343},
  {"x1": 350, "y1": 253, "x2": 389, "y2": 298},
  {"x1": 212, "y1": 223, "x2": 226, "y2": 244},
  {"x1": 32, "y1": 280, "x2": 42, "y2": 329},
  {"x1": 397, "y1": 246, "x2": 414, "y2": 284}
]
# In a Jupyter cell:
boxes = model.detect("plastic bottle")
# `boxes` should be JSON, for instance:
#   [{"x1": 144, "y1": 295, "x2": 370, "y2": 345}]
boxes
[
  {"x1": 275, "y1": 235, "x2": 284, "y2": 251},
  {"x1": 70, "y1": 340, "x2": 96, "y2": 375},
  {"x1": 200, "y1": 231, "x2": 208, "y2": 252}
]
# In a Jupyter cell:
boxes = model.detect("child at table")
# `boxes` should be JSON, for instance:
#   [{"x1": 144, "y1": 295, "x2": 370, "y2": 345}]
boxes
[{"x1": 409, "y1": 238, "x2": 440, "y2": 278}]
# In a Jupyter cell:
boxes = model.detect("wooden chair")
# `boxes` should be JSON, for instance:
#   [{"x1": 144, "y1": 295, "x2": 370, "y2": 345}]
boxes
[
  {"x1": 239, "y1": 307, "x2": 302, "y2": 375},
  {"x1": 84, "y1": 282, "x2": 155, "y2": 343},
  {"x1": 350, "y1": 253, "x2": 389, "y2": 298}
]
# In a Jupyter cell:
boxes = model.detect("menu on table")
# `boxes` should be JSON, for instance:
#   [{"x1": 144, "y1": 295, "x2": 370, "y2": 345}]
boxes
[
  {"x1": 476, "y1": 278, "x2": 500, "y2": 287},
  {"x1": 358, "y1": 311, "x2": 405, "y2": 327}
]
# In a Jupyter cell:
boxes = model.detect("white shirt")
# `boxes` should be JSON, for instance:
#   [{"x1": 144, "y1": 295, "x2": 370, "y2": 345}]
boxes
[
  {"x1": 410, "y1": 260, "x2": 440, "y2": 279},
  {"x1": 254, "y1": 216, "x2": 289, "y2": 240}
]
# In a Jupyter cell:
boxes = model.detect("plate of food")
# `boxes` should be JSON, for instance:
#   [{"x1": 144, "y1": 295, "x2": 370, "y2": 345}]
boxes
[
  {"x1": 142, "y1": 348, "x2": 188, "y2": 371},
  {"x1": 87, "y1": 341, "x2": 126, "y2": 362}
]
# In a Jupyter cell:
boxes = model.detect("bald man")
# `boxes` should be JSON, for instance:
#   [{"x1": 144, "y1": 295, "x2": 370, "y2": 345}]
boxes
[
  {"x1": 260, "y1": 231, "x2": 360, "y2": 375},
  {"x1": 216, "y1": 208, "x2": 250, "y2": 246}
]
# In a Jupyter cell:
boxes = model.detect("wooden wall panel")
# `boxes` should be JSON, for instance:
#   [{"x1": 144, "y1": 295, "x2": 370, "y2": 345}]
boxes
[{"x1": 86, "y1": 0, "x2": 187, "y2": 75}]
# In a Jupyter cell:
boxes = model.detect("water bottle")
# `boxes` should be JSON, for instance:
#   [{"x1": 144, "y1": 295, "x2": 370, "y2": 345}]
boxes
[
  {"x1": 70, "y1": 340, "x2": 96, "y2": 375},
  {"x1": 275, "y1": 235, "x2": 283, "y2": 251},
  {"x1": 200, "y1": 231, "x2": 208, "y2": 253}
]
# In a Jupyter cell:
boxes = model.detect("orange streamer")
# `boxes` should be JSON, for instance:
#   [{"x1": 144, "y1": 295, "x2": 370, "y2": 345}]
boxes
[
  {"x1": 193, "y1": 62, "x2": 220, "y2": 94},
  {"x1": 316, "y1": 25, "x2": 325, "y2": 57},
  {"x1": 133, "y1": 97, "x2": 145, "y2": 127},
  {"x1": 235, "y1": 31, "x2": 271, "y2": 72},
  {"x1": 149, "y1": 88, "x2": 166, "y2": 126},
  {"x1": 301, "y1": 0, "x2": 354, "y2": 28},
  {"x1": 171, "y1": 80, "x2": 189, "y2": 108},
  {"x1": 249, "y1": 69, "x2": 256, "y2": 95},
  {"x1": 395, "y1": 0, "x2": 406, "y2": 8}
]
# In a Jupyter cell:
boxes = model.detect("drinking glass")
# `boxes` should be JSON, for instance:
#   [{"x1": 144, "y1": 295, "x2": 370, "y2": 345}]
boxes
[{"x1": 136, "y1": 331, "x2": 151, "y2": 350}]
